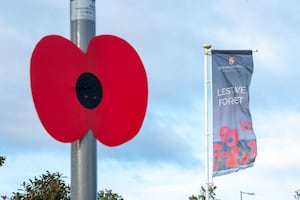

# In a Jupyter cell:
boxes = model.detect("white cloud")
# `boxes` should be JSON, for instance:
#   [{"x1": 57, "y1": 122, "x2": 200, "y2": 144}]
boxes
[{"x1": 97, "y1": 161, "x2": 203, "y2": 200}]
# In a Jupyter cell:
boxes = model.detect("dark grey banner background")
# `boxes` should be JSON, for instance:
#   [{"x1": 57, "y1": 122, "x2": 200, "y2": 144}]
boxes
[{"x1": 212, "y1": 50, "x2": 257, "y2": 177}]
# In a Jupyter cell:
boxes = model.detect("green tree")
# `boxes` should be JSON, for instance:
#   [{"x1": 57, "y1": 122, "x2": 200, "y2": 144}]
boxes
[
  {"x1": 2, "y1": 170, "x2": 123, "y2": 200},
  {"x1": 189, "y1": 184, "x2": 217, "y2": 200},
  {"x1": 98, "y1": 189, "x2": 124, "y2": 200},
  {"x1": 10, "y1": 171, "x2": 70, "y2": 200},
  {"x1": 0, "y1": 156, "x2": 5, "y2": 167},
  {"x1": 295, "y1": 189, "x2": 300, "y2": 200}
]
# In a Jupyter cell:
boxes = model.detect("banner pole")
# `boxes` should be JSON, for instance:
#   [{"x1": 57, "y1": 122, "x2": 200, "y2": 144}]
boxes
[
  {"x1": 70, "y1": 1, "x2": 97, "y2": 200},
  {"x1": 203, "y1": 44, "x2": 211, "y2": 200}
]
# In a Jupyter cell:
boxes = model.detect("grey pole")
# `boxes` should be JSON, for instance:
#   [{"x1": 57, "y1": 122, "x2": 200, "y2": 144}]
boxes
[
  {"x1": 203, "y1": 44, "x2": 212, "y2": 200},
  {"x1": 70, "y1": 1, "x2": 97, "y2": 200}
]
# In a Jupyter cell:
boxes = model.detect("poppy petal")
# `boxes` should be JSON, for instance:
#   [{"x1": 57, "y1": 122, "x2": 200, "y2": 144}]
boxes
[
  {"x1": 31, "y1": 35, "x2": 89, "y2": 142},
  {"x1": 87, "y1": 35, "x2": 148, "y2": 146}
]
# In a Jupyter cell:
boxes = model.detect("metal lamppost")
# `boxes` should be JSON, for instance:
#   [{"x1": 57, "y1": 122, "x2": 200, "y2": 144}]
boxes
[
  {"x1": 70, "y1": 0, "x2": 97, "y2": 199},
  {"x1": 240, "y1": 191, "x2": 255, "y2": 200}
]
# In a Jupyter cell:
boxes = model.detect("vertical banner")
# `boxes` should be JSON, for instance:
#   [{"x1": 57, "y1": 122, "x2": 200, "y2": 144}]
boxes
[{"x1": 212, "y1": 50, "x2": 257, "y2": 177}]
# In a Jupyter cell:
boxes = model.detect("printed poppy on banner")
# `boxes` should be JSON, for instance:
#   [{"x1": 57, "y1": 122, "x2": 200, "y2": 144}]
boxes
[
  {"x1": 226, "y1": 146, "x2": 240, "y2": 168},
  {"x1": 213, "y1": 143, "x2": 223, "y2": 172},
  {"x1": 213, "y1": 143, "x2": 223, "y2": 159},
  {"x1": 240, "y1": 151, "x2": 250, "y2": 165},
  {"x1": 219, "y1": 126, "x2": 239, "y2": 147},
  {"x1": 247, "y1": 139, "x2": 257, "y2": 159},
  {"x1": 30, "y1": 35, "x2": 148, "y2": 146},
  {"x1": 240, "y1": 120, "x2": 253, "y2": 132}
]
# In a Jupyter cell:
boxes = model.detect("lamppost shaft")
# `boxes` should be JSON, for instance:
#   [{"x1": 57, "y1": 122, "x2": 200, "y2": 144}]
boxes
[{"x1": 70, "y1": 1, "x2": 97, "y2": 200}]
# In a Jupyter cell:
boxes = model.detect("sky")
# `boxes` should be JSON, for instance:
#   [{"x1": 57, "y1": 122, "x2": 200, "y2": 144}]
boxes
[{"x1": 0, "y1": 0, "x2": 300, "y2": 199}]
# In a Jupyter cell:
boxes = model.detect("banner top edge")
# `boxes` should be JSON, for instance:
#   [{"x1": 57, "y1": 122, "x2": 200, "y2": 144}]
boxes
[{"x1": 211, "y1": 50, "x2": 253, "y2": 55}]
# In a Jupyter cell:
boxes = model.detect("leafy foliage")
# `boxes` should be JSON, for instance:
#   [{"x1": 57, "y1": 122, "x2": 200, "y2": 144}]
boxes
[
  {"x1": 1, "y1": 167, "x2": 299, "y2": 200},
  {"x1": 10, "y1": 171, "x2": 70, "y2": 200},
  {"x1": 0, "y1": 156, "x2": 5, "y2": 167},
  {"x1": 1, "y1": 170, "x2": 124, "y2": 200},
  {"x1": 189, "y1": 184, "x2": 217, "y2": 200},
  {"x1": 98, "y1": 189, "x2": 124, "y2": 200},
  {"x1": 295, "y1": 189, "x2": 300, "y2": 200}
]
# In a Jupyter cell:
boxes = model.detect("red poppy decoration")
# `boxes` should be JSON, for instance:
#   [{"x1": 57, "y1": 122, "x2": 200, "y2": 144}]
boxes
[
  {"x1": 30, "y1": 35, "x2": 148, "y2": 146},
  {"x1": 240, "y1": 120, "x2": 253, "y2": 132},
  {"x1": 226, "y1": 146, "x2": 240, "y2": 168},
  {"x1": 213, "y1": 143, "x2": 223, "y2": 159},
  {"x1": 213, "y1": 143, "x2": 223, "y2": 172},
  {"x1": 247, "y1": 140, "x2": 257, "y2": 155},
  {"x1": 219, "y1": 126, "x2": 239, "y2": 147}
]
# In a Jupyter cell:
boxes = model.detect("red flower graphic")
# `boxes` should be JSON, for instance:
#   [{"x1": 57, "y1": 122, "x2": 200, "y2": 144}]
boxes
[
  {"x1": 213, "y1": 143, "x2": 223, "y2": 172},
  {"x1": 248, "y1": 140, "x2": 257, "y2": 154},
  {"x1": 226, "y1": 146, "x2": 239, "y2": 168},
  {"x1": 247, "y1": 139, "x2": 257, "y2": 162},
  {"x1": 30, "y1": 35, "x2": 148, "y2": 146},
  {"x1": 240, "y1": 151, "x2": 249, "y2": 165},
  {"x1": 240, "y1": 120, "x2": 253, "y2": 132},
  {"x1": 213, "y1": 143, "x2": 223, "y2": 159},
  {"x1": 219, "y1": 126, "x2": 239, "y2": 147}
]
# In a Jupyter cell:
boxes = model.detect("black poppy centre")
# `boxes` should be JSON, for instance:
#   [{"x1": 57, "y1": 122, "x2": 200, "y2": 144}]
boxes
[{"x1": 76, "y1": 72, "x2": 103, "y2": 109}]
